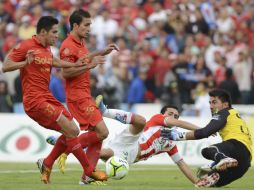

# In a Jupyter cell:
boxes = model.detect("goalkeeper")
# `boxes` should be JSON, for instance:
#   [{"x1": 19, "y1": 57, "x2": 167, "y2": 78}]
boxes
[{"x1": 161, "y1": 89, "x2": 252, "y2": 187}]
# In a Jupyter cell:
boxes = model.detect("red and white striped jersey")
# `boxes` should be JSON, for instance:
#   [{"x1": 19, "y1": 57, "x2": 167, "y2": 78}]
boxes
[{"x1": 138, "y1": 114, "x2": 182, "y2": 163}]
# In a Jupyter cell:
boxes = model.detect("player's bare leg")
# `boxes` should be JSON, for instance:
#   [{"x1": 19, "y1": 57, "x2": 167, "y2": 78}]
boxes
[{"x1": 100, "y1": 148, "x2": 114, "y2": 161}]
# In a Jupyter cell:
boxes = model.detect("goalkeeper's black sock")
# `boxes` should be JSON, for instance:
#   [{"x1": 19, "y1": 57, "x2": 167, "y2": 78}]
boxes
[{"x1": 201, "y1": 146, "x2": 227, "y2": 163}]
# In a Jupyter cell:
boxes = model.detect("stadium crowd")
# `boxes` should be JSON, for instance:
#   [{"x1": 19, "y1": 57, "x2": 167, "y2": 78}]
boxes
[{"x1": 0, "y1": 0, "x2": 254, "y2": 113}]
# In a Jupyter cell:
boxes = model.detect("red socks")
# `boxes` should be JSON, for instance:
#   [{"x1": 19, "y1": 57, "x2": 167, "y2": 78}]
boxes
[
  {"x1": 86, "y1": 141, "x2": 102, "y2": 169},
  {"x1": 78, "y1": 132, "x2": 102, "y2": 169},
  {"x1": 66, "y1": 137, "x2": 93, "y2": 176},
  {"x1": 44, "y1": 135, "x2": 66, "y2": 168}
]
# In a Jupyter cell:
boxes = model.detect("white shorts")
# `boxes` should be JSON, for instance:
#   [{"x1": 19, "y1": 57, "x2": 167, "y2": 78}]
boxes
[{"x1": 103, "y1": 126, "x2": 141, "y2": 164}]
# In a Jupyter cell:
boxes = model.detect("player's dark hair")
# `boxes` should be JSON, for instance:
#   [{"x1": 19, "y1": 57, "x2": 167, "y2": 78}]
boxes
[
  {"x1": 160, "y1": 105, "x2": 179, "y2": 114},
  {"x1": 209, "y1": 89, "x2": 232, "y2": 107},
  {"x1": 70, "y1": 9, "x2": 91, "y2": 30},
  {"x1": 36, "y1": 16, "x2": 58, "y2": 34}
]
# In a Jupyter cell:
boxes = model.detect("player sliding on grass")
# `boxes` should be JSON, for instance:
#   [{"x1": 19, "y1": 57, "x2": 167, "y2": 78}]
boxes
[
  {"x1": 47, "y1": 95, "x2": 205, "y2": 185},
  {"x1": 161, "y1": 89, "x2": 252, "y2": 187}
]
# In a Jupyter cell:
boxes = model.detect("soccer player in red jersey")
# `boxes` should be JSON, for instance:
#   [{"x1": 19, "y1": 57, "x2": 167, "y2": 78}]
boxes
[
  {"x1": 2, "y1": 16, "x2": 105, "y2": 184},
  {"x1": 59, "y1": 9, "x2": 118, "y2": 179}
]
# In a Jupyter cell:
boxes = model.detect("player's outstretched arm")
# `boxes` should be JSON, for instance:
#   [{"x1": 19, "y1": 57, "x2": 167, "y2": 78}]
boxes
[
  {"x1": 89, "y1": 44, "x2": 119, "y2": 58},
  {"x1": 52, "y1": 56, "x2": 88, "y2": 68},
  {"x1": 60, "y1": 56, "x2": 105, "y2": 78},
  {"x1": 176, "y1": 159, "x2": 199, "y2": 184},
  {"x1": 167, "y1": 148, "x2": 198, "y2": 184},
  {"x1": 164, "y1": 117, "x2": 199, "y2": 131},
  {"x1": 161, "y1": 128, "x2": 196, "y2": 140}
]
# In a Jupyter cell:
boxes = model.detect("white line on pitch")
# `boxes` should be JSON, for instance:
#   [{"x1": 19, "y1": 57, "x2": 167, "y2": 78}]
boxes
[{"x1": 0, "y1": 167, "x2": 178, "y2": 174}]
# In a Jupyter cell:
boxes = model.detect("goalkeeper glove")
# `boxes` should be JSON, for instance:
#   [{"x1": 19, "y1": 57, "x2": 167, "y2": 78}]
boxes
[{"x1": 160, "y1": 128, "x2": 186, "y2": 141}]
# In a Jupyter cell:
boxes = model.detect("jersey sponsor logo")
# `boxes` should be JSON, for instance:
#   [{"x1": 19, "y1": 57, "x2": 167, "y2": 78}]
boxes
[
  {"x1": 40, "y1": 68, "x2": 50, "y2": 73},
  {"x1": 212, "y1": 114, "x2": 220, "y2": 120},
  {"x1": 34, "y1": 56, "x2": 53, "y2": 65}
]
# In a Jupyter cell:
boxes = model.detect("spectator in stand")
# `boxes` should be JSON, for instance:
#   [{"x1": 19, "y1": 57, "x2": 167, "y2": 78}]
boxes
[
  {"x1": 172, "y1": 53, "x2": 192, "y2": 103},
  {"x1": 192, "y1": 82, "x2": 211, "y2": 118},
  {"x1": 154, "y1": 49, "x2": 172, "y2": 97},
  {"x1": 161, "y1": 81, "x2": 183, "y2": 113},
  {"x1": 216, "y1": 8, "x2": 235, "y2": 35},
  {"x1": 185, "y1": 10, "x2": 209, "y2": 35},
  {"x1": 127, "y1": 69, "x2": 147, "y2": 108},
  {"x1": 12, "y1": 74, "x2": 24, "y2": 113},
  {"x1": 18, "y1": 15, "x2": 36, "y2": 40},
  {"x1": 0, "y1": 80, "x2": 13, "y2": 113},
  {"x1": 219, "y1": 68, "x2": 240, "y2": 104},
  {"x1": 91, "y1": 8, "x2": 118, "y2": 49},
  {"x1": 233, "y1": 51, "x2": 253, "y2": 104},
  {"x1": 214, "y1": 53, "x2": 227, "y2": 87},
  {"x1": 1, "y1": 0, "x2": 254, "y2": 108}
]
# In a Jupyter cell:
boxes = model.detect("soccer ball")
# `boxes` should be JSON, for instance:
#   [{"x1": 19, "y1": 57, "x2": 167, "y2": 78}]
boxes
[{"x1": 105, "y1": 156, "x2": 129, "y2": 180}]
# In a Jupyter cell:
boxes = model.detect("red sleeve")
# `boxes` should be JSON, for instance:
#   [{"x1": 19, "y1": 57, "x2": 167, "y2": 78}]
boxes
[
  {"x1": 167, "y1": 145, "x2": 183, "y2": 163},
  {"x1": 60, "y1": 47, "x2": 77, "y2": 63},
  {"x1": 167, "y1": 145, "x2": 178, "y2": 156},
  {"x1": 149, "y1": 114, "x2": 166, "y2": 126},
  {"x1": 8, "y1": 41, "x2": 29, "y2": 62}
]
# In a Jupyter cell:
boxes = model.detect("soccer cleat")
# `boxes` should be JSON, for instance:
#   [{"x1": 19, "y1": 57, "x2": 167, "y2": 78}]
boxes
[
  {"x1": 195, "y1": 172, "x2": 220, "y2": 188},
  {"x1": 212, "y1": 157, "x2": 238, "y2": 171},
  {"x1": 37, "y1": 158, "x2": 51, "y2": 184},
  {"x1": 57, "y1": 153, "x2": 68, "y2": 173},
  {"x1": 89, "y1": 181, "x2": 107, "y2": 185},
  {"x1": 95, "y1": 95, "x2": 107, "y2": 114},
  {"x1": 46, "y1": 136, "x2": 57, "y2": 146},
  {"x1": 79, "y1": 175, "x2": 96, "y2": 184},
  {"x1": 79, "y1": 176, "x2": 107, "y2": 186},
  {"x1": 90, "y1": 170, "x2": 108, "y2": 181}
]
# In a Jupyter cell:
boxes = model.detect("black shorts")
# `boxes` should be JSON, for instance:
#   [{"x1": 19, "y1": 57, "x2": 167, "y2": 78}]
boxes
[{"x1": 212, "y1": 139, "x2": 251, "y2": 187}]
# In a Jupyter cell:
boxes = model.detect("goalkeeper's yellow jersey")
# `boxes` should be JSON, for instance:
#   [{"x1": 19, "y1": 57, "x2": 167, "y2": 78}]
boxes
[
  {"x1": 195, "y1": 108, "x2": 252, "y2": 159},
  {"x1": 218, "y1": 108, "x2": 252, "y2": 159}
]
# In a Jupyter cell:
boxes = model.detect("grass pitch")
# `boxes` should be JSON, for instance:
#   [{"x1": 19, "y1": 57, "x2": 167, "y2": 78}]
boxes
[{"x1": 0, "y1": 162, "x2": 253, "y2": 190}]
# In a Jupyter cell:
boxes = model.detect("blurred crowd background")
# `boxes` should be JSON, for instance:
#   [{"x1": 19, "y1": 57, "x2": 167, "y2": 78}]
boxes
[{"x1": 0, "y1": 0, "x2": 254, "y2": 117}]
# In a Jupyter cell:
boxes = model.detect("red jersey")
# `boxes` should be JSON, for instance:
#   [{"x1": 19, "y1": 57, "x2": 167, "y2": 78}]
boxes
[
  {"x1": 59, "y1": 34, "x2": 90, "y2": 102},
  {"x1": 8, "y1": 36, "x2": 53, "y2": 110},
  {"x1": 138, "y1": 114, "x2": 182, "y2": 163}
]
